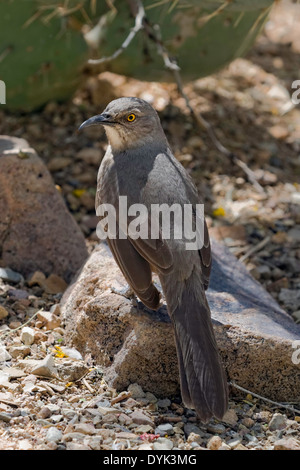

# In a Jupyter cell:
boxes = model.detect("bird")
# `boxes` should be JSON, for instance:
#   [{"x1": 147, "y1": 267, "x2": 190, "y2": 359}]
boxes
[{"x1": 78, "y1": 97, "x2": 228, "y2": 422}]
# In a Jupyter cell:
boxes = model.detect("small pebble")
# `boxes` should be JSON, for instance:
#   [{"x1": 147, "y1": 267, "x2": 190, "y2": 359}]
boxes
[
  {"x1": 268, "y1": 413, "x2": 287, "y2": 432},
  {"x1": 155, "y1": 423, "x2": 174, "y2": 436},
  {"x1": 45, "y1": 427, "x2": 62, "y2": 444},
  {"x1": 153, "y1": 437, "x2": 173, "y2": 450},
  {"x1": 0, "y1": 305, "x2": 9, "y2": 320},
  {"x1": 127, "y1": 383, "x2": 145, "y2": 399},
  {"x1": 207, "y1": 435, "x2": 222, "y2": 450},
  {"x1": 0, "y1": 268, "x2": 23, "y2": 284},
  {"x1": 20, "y1": 326, "x2": 35, "y2": 346},
  {"x1": 157, "y1": 398, "x2": 171, "y2": 408},
  {"x1": 227, "y1": 436, "x2": 242, "y2": 449},
  {"x1": 207, "y1": 423, "x2": 226, "y2": 434}
]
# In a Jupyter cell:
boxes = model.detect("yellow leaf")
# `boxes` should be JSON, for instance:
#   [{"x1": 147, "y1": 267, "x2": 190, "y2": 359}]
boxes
[
  {"x1": 213, "y1": 207, "x2": 226, "y2": 217},
  {"x1": 53, "y1": 345, "x2": 68, "y2": 358},
  {"x1": 73, "y1": 188, "x2": 86, "y2": 198}
]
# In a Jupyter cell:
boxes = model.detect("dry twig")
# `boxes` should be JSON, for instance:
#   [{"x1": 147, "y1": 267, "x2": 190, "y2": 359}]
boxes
[
  {"x1": 88, "y1": 0, "x2": 145, "y2": 65},
  {"x1": 230, "y1": 381, "x2": 300, "y2": 415}
]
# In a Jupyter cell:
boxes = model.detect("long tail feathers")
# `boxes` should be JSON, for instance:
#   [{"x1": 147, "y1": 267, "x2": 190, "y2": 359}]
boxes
[{"x1": 171, "y1": 280, "x2": 228, "y2": 422}]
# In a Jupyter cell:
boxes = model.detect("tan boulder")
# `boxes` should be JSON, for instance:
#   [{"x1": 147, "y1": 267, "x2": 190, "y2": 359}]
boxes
[
  {"x1": 61, "y1": 239, "x2": 300, "y2": 402},
  {"x1": 0, "y1": 136, "x2": 88, "y2": 282}
]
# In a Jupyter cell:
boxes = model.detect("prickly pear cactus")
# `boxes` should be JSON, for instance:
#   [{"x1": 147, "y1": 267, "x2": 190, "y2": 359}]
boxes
[
  {"x1": 0, "y1": 0, "x2": 274, "y2": 111},
  {"x1": 0, "y1": 0, "x2": 106, "y2": 111},
  {"x1": 96, "y1": 0, "x2": 274, "y2": 82}
]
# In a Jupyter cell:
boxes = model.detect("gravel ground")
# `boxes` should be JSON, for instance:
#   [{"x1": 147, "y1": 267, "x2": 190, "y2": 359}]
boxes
[{"x1": 0, "y1": 2, "x2": 300, "y2": 450}]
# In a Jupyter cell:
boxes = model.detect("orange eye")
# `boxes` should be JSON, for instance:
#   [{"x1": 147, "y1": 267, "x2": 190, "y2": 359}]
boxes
[{"x1": 127, "y1": 113, "x2": 136, "y2": 122}]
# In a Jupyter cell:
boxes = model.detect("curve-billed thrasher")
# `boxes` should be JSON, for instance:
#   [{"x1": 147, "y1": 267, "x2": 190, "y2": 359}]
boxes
[{"x1": 79, "y1": 97, "x2": 228, "y2": 421}]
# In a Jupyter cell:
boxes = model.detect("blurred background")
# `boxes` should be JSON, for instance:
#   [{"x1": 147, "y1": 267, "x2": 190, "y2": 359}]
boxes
[{"x1": 0, "y1": 0, "x2": 299, "y2": 321}]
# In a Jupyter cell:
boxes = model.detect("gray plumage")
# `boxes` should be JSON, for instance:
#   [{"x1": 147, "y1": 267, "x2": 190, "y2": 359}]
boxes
[{"x1": 79, "y1": 97, "x2": 228, "y2": 421}]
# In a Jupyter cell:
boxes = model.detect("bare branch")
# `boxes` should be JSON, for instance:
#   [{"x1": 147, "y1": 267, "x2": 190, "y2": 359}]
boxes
[
  {"x1": 239, "y1": 236, "x2": 271, "y2": 263},
  {"x1": 88, "y1": 0, "x2": 145, "y2": 65},
  {"x1": 230, "y1": 381, "x2": 300, "y2": 415}
]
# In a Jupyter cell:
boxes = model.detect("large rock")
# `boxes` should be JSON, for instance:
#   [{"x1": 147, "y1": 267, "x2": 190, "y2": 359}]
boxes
[
  {"x1": 61, "y1": 240, "x2": 300, "y2": 402},
  {"x1": 0, "y1": 136, "x2": 88, "y2": 282}
]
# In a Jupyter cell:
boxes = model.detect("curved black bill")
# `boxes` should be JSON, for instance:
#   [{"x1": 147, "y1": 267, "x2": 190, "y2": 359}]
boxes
[{"x1": 78, "y1": 114, "x2": 112, "y2": 132}]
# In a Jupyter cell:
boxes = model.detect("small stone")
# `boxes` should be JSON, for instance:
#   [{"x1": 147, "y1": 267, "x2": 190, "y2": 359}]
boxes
[
  {"x1": 0, "y1": 267, "x2": 23, "y2": 284},
  {"x1": 130, "y1": 409, "x2": 154, "y2": 427},
  {"x1": 56, "y1": 360, "x2": 88, "y2": 382},
  {"x1": 27, "y1": 271, "x2": 46, "y2": 287},
  {"x1": 219, "y1": 443, "x2": 231, "y2": 450},
  {"x1": 157, "y1": 398, "x2": 171, "y2": 408},
  {"x1": 234, "y1": 443, "x2": 248, "y2": 450},
  {"x1": 0, "y1": 305, "x2": 8, "y2": 320},
  {"x1": 241, "y1": 417, "x2": 255, "y2": 428},
  {"x1": 115, "y1": 431, "x2": 138, "y2": 440},
  {"x1": 184, "y1": 423, "x2": 204, "y2": 437},
  {"x1": 269, "y1": 413, "x2": 287, "y2": 431},
  {"x1": 134, "y1": 424, "x2": 153, "y2": 434},
  {"x1": 9, "y1": 321, "x2": 22, "y2": 329},
  {"x1": 0, "y1": 345, "x2": 11, "y2": 362},
  {"x1": 42, "y1": 274, "x2": 68, "y2": 294},
  {"x1": 20, "y1": 326, "x2": 35, "y2": 345},
  {"x1": 207, "y1": 435, "x2": 222, "y2": 450},
  {"x1": 47, "y1": 404, "x2": 60, "y2": 414},
  {"x1": 59, "y1": 347, "x2": 82, "y2": 360},
  {"x1": 138, "y1": 443, "x2": 153, "y2": 450},
  {"x1": 187, "y1": 432, "x2": 203, "y2": 445},
  {"x1": 227, "y1": 436, "x2": 242, "y2": 449},
  {"x1": 23, "y1": 382, "x2": 42, "y2": 393},
  {"x1": 127, "y1": 383, "x2": 145, "y2": 398},
  {"x1": 31, "y1": 354, "x2": 57, "y2": 378},
  {"x1": 207, "y1": 423, "x2": 226, "y2": 434},
  {"x1": 9, "y1": 345, "x2": 31, "y2": 359},
  {"x1": 7, "y1": 288, "x2": 28, "y2": 300},
  {"x1": 144, "y1": 392, "x2": 157, "y2": 403},
  {"x1": 18, "y1": 439, "x2": 32, "y2": 450},
  {"x1": 66, "y1": 442, "x2": 90, "y2": 450},
  {"x1": 51, "y1": 414, "x2": 63, "y2": 423},
  {"x1": 37, "y1": 311, "x2": 61, "y2": 330},
  {"x1": 74, "y1": 423, "x2": 96, "y2": 435},
  {"x1": 46, "y1": 427, "x2": 62, "y2": 444},
  {"x1": 86, "y1": 436, "x2": 103, "y2": 451},
  {"x1": 253, "y1": 411, "x2": 272, "y2": 423},
  {"x1": 0, "y1": 411, "x2": 12, "y2": 422},
  {"x1": 118, "y1": 413, "x2": 133, "y2": 426},
  {"x1": 155, "y1": 423, "x2": 174, "y2": 436},
  {"x1": 153, "y1": 437, "x2": 174, "y2": 450},
  {"x1": 4, "y1": 367, "x2": 26, "y2": 379},
  {"x1": 33, "y1": 331, "x2": 48, "y2": 343},
  {"x1": 50, "y1": 304, "x2": 61, "y2": 316},
  {"x1": 38, "y1": 407, "x2": 52, "y2": 419},
  {"x1": 274, "y1": 437, "x2": 300, "y2": 450}
]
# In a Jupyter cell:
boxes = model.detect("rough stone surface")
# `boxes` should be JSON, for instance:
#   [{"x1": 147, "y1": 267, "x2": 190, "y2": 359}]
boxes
[
  {"x1": 0, "y1": 136, "x2": 88, "y2": 282},
  {"x1": 62, "y1": 240, "x2": 300, "y2": 402}
]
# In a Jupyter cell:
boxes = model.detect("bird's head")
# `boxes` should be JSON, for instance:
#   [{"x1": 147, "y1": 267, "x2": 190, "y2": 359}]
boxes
[{"x1": 78, "y1": 97, "x2": 166, "y2": 151}]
